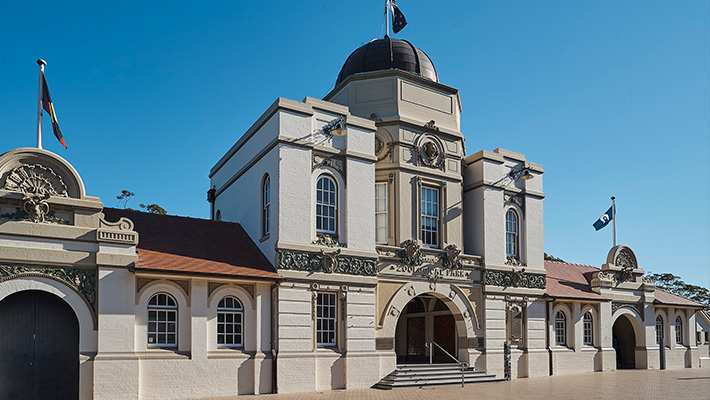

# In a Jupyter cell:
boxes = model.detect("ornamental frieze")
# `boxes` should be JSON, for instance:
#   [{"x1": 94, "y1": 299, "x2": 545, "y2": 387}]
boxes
[
  {"x1": 278, "y1": 250, "x2": 377, "y2": 276},
  {"x1": 484, "y1": 269, "x2": 546, "y2": 289},
  {"x1": 611, "y1": 301, "x2": 644, "y2": 320},
  {"x1": 0, "y1": 264, "x2": 97, "y2": 314}
]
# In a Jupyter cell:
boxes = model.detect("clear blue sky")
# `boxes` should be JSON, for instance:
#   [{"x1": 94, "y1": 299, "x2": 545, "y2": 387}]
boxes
[{"x1": 1, "y1": 1, "x2": 708, "y2": 288}]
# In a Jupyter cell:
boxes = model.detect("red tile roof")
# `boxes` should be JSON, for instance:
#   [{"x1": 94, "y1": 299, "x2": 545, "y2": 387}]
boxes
[
  {"x1": 653, "y1": 288, "x2": 706, "y2": 307},
  {"x1": 544, "y1": 260, "x2": 607, "y2": 300},
  {"x1": 102, "y1": 208, "x2": 281, "y2": 280},
  {"x1": 545, "y1": 260, "x2": 705, "y2": 308}
]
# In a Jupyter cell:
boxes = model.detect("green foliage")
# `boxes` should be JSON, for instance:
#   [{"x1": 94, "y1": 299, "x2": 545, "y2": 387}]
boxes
[
  {"x1": 544, "y1": 253, "x2": 565, "y2": 262},
  {"x1": 140, "y1": 203, "x2": 167, "y2": 215},
  {"x1": 647, "y1": 272, "x2": 710, "y2": 306},
  {"x1": 116, "y1": 190, "x2": 135, "y2": 209}
]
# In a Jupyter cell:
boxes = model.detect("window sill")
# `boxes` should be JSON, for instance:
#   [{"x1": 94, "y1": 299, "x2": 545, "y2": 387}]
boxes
[
  {"x1": 136, "y1": 349, "x2": 190, "y2": 360},
  {"x1": 259, "y1": 234, "x2": 270, "y2": 243},
  {"x1": 208, "y1": 349, "x2": 251, "y2": 360},
  {"x1": 550, "y1": 346, "x2": 573, "y2": 353},
  {"x1": 315, "y1": 347, "x2": 344, "y2": 355},
  {"x1": 581, "y1": 346, "x2": 599, "y2": 352}
]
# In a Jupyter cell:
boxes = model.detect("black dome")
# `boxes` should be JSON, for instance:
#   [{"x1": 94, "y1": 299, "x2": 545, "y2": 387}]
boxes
[{"x1": 336, "y1": 37, "x2": 438, "y2": 86}]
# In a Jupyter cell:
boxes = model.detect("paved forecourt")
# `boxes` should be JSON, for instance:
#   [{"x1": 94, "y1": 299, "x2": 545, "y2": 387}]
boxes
[{"x1": 201, "y1": 368, "x2": 710, "y2": 400}]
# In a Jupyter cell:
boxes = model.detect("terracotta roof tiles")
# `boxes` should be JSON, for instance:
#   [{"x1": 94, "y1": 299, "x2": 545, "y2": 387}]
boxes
[
  {"x1": 544, "y1": 260, "x2": 606, "y2": 300},
  {"x1": 102, "y1": 208, "x2": 280, "y2": 280}
]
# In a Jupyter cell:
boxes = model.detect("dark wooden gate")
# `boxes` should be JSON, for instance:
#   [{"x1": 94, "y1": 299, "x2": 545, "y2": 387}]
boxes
[{"x1": 0, "y1": 290, "x2": 79, "y2": 400}]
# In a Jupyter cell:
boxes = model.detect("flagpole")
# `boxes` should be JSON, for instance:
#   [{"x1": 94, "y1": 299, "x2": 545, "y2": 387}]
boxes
[
  {"x1": 611, "y1": 196, "x2": 616, "y2": 247},
  {"x1": 385, "y1": 0, "x2": 390, "y2": 37},
  {"x1": 36, "y1": 59, "x2": 47, "y2": 149}
]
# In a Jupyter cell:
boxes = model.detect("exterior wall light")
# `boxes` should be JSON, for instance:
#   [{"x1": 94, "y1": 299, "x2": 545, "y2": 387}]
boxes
[
  {"x1": 323, "y1": 116, "x2": 347, "y2": 137},
  {"x1": 508, "y1": 167, "x2": 534, "y2": 181}
]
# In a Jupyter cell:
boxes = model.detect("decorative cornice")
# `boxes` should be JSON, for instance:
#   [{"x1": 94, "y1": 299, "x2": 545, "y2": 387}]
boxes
[
  {"x1": 278, "y1": 250, "x2": 376, "y2": 276},
  {"x1": 484, "y1": 269, "x2": 545, "y2": 289}
]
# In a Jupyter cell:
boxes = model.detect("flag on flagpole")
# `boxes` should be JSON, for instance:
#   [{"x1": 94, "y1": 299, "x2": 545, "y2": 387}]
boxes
[
  {"x1": 388, "y1": 0, "x2": 407, "y2": 33},
  {"x1": 593, "y1": 206, "x2": 614, "y2": 231},
  {"x1": 41, "y1": 72, "x2": 67, "y2": 149}
]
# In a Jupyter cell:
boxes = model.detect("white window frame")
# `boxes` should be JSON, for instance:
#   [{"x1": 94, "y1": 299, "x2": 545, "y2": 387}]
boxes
[
  {"x1": 217, "y1": 296, "x2": 244, "y2": 348},
  {"x1": 262, "y1": 175, "x2": 270, "y2": 236},
  {"x1": 375, "y1": 182, "x2": 388, "y2": 244},
  {"x1": 656, "y1": 315, "x2": 664, "y2": 345},
  {"x1": 555, "y1": 311, "x2": 567, "y2": 346},
  {"x1": 316, "y1": 292, "x2": 338, "y2": 347},
  {"x1": 675, "y1": 316, "x2": 683, "y2": 345},
  {"x1": 316, "y1": 175, "x2": 338, "y2": 235},
  {"x1": 421, "y1": 186, "x2": 440, "y2": 248},
  {"x1": 583, "y1": 312, "x2": 594, "y2": 346},
  {"x1": 506, "y1": 209, "x2": 519, "y2": 258},
  {"x1": 147, "y1": 293, "x2": 178, "y2": 348}
]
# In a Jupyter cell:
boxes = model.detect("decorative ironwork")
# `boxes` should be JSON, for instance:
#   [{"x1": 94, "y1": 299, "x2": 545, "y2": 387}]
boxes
[
  {"x1": 311, "y1": 235, "x2": 346, "y2": 248},
  {"x1": 278, "y1": 250, "x2": 376, "y2": 276},
  {"x1": 440, "y1": 244, "x2": 463, "y2": 269},
  {"x1": 0, "y1": 264, "x2": 97, "y2": 313},
  {"x1": 0, "y1": 207, "x2": 68, "y2": 224},
  {"x1": 3, "y1": 164, "x2": 68, "y2": 197},
  {"x1": 484, "y1": 269, "x2": 546, "y2": 289},
  {"x1": 397, "y1": 239, "x2": 423, "y2": 266}
]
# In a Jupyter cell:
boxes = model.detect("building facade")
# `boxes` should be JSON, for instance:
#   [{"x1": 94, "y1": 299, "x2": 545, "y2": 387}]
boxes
[{"x1": 0, "y1": 37, "x2": 707, "y2": 400}]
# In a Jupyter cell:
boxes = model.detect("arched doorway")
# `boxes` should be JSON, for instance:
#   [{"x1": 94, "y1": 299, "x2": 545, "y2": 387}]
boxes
[
  {"x1": 612, "y1": 314, "x2": 636, "y2": 369},
  {"x1": 395, "y1": 294, "x2": 457, "y2": 364},
  {"x1": 0, "y1": 290, "x2": 79, "y2": 400}
]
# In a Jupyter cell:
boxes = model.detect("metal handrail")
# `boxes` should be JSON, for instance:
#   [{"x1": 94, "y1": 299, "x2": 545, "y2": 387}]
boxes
[{"x1": 425, "y1": 341, "x2": 469, "y2": 387}]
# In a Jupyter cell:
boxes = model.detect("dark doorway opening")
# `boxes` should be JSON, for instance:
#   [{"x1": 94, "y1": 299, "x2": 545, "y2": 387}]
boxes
[
  {"x1": 0, "y1": 290, "x2": 80, "y2": 400},
  {"x1": 612, "y1": 315, "x2": 636, "y2": 369},
  {"x1": 395, "y1": 295, "x2": 457, "y2": 364}
]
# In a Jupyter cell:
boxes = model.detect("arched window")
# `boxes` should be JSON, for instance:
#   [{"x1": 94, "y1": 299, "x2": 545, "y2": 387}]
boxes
[
  {"x1": 262, "y1": 175, "x2": 270, "y2": 236},
  {"x1": 656, "y1": 315, "x2": 664, "y2": 345},
  {"x1": 148, "y1": 293, "x2": 177, "y2": 347},
  {"x1": 583, "y1": 312, "x2": 593, "y2": 345},
  {"x1": 555, "y1": 311, "x2": 566, "y2": 346},
  {"x1": 217, "y1": 297, "x2": 244, "y2": 347},
  {"x1": 675, "y1": 316, "x2": 683, "y2": 344},
  {"x1": 506, "y1": 209, "x2": 519, "y2": 258},
  {"x1": 316, "y1": 175, "x2": 337, "y2": 234}
]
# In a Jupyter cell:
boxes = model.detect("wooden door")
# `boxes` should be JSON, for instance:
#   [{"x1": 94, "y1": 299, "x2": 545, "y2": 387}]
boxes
[
  {"x1": 433, "y1": 314, "x2": 456, "y2": 362},
  {"x1": 0, "y1": 290, "x2": 79, "y2": 400},
  {"x1": 406, "y1": 316, "x2": 426, "y2": 357}
]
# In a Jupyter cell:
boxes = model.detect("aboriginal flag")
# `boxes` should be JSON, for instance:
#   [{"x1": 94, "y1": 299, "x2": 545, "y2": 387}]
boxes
[{"x1": 41, "y1": 72, "x2": 66, "y2": 149}]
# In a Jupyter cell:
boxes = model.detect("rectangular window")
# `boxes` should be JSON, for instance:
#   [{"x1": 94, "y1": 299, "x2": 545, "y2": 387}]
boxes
[
  {"x1": 421, "y1": 186, "x2": 439, "y2": 247},
  {"x1": 316, "y1": 293, "x2": 337, "y2": 347},
  {"x1": 375, "y1": 182, "x2": 388, "y2": 244},
  {"x1": 148, "y1": 309, "x2": 177, "y2": 347},
  {"x1": 583, "y1": 320, "x2": 593, "y2": 345}
]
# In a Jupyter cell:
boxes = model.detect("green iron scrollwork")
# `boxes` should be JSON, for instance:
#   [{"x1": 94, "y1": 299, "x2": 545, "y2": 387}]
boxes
[
  {"x1": 0, "y1": 265, "x2": 97, "y2": 312},
  {"x1": 278, "y1": 250, "x2": 376, "y2": 276}
]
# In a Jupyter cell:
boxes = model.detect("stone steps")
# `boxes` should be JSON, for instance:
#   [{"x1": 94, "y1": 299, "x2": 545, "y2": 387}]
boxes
[{"x1": 374, "y1": 363, "x2": 504, "y2": 389}]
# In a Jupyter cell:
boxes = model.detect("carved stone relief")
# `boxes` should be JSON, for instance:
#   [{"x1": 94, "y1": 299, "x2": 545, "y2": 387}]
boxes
[
  {"x1": 397, "y1": 239, "x2": 423, "y2": 266},
  {"x1": 311, "y1": 151, "x2": 345, "y2": 180},
  {"x1": 484, "y1": 269, "x2": 545, "y2": 289},
  {"x1": 418, "y1": 139, "x2": 444, "y2": 169},
  {"x1": 278, "y1": 250, "x2": 377, "y2": 276},
  {"x1": 440, "y1": 244, "x2": 463, "y2": 269}
]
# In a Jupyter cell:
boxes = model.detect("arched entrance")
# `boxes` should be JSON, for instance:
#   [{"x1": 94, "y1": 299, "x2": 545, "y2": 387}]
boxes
[
  {"x1": 612, "y1": 314, "x2": 636, "y2": 369},
  {"x1": 0, "y1": 290, "x2": 79, "y2": 400},
  {"x1": 395, "y1": 294, "x2": 457, "y2": 363}
]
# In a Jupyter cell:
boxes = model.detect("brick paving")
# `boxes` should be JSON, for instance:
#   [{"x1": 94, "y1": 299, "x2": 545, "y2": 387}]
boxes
[{"x1": 201, "y1": 368, "x2": 710, "y2": 400}]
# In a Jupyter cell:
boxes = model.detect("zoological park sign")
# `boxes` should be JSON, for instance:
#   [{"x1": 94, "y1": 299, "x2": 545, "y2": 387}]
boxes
[{"x1": 379, "y1": 263, "x2": 477, "y2": 283}]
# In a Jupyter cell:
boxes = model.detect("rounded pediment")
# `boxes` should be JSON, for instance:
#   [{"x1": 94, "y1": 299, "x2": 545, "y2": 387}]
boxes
[
  {"x1": 605, "y1": 245, "x2": 638, "y2": 270},
  {"x1": 0, "y1": 148, "x2": 86, "y2": 199}
]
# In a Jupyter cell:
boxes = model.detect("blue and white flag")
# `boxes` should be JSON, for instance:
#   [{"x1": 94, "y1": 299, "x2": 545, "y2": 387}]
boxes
[{"x1": 593, "y1": 206, "x2": 614, "y2": 231}]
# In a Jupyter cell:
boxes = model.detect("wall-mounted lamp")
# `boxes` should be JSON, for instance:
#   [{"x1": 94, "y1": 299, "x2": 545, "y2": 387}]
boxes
[
  {"x1": 322, "y1": 116, "x2": 347, "y2": 138},
  {"x1": 508, "y1": 166, "x2": 534, "y2": 181}
]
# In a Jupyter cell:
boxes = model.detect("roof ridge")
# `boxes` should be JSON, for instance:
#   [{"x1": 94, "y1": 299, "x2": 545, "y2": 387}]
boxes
[
  {"x1": 545, "y1": 259, "x2": 598, "y2": 269},
  {"x1": 103, "y1": 207, "x2": 240, "y2": 226}
]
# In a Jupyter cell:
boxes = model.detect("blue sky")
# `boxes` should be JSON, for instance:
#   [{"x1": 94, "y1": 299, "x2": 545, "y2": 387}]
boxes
[{"x1": 1, "y1": 1, "x2": 708, "y2": 288}]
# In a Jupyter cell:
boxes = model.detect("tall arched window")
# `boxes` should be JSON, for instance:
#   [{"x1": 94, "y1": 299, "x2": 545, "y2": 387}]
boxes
[
  {"x1": 555, "y1": 311, "x2": 566, "y2": 346},
  {"x1": 262, "y1": 175, "x2": 270, "y2": 236},
  {"x1": 316, "y1": 175, "x2": 337, "y2": 234},
  {"x1": 656, "y1": 315, "x2": 664, "y2": 345},
  {"x1": 217, "y1": 297, "x2": 244, "y2": 347},
  {"x1": 148, "y1": 293, "x2": 177, "y2": 347},
  {"x1": 506, "y1": 209, "x2": 519, "y2": 258},
  {"x1": 583, "y1": 312, "x2": 593, "y2": 345},
  {"x1": 675, "y1": 316, "x2": 683, "y2": 344}
]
